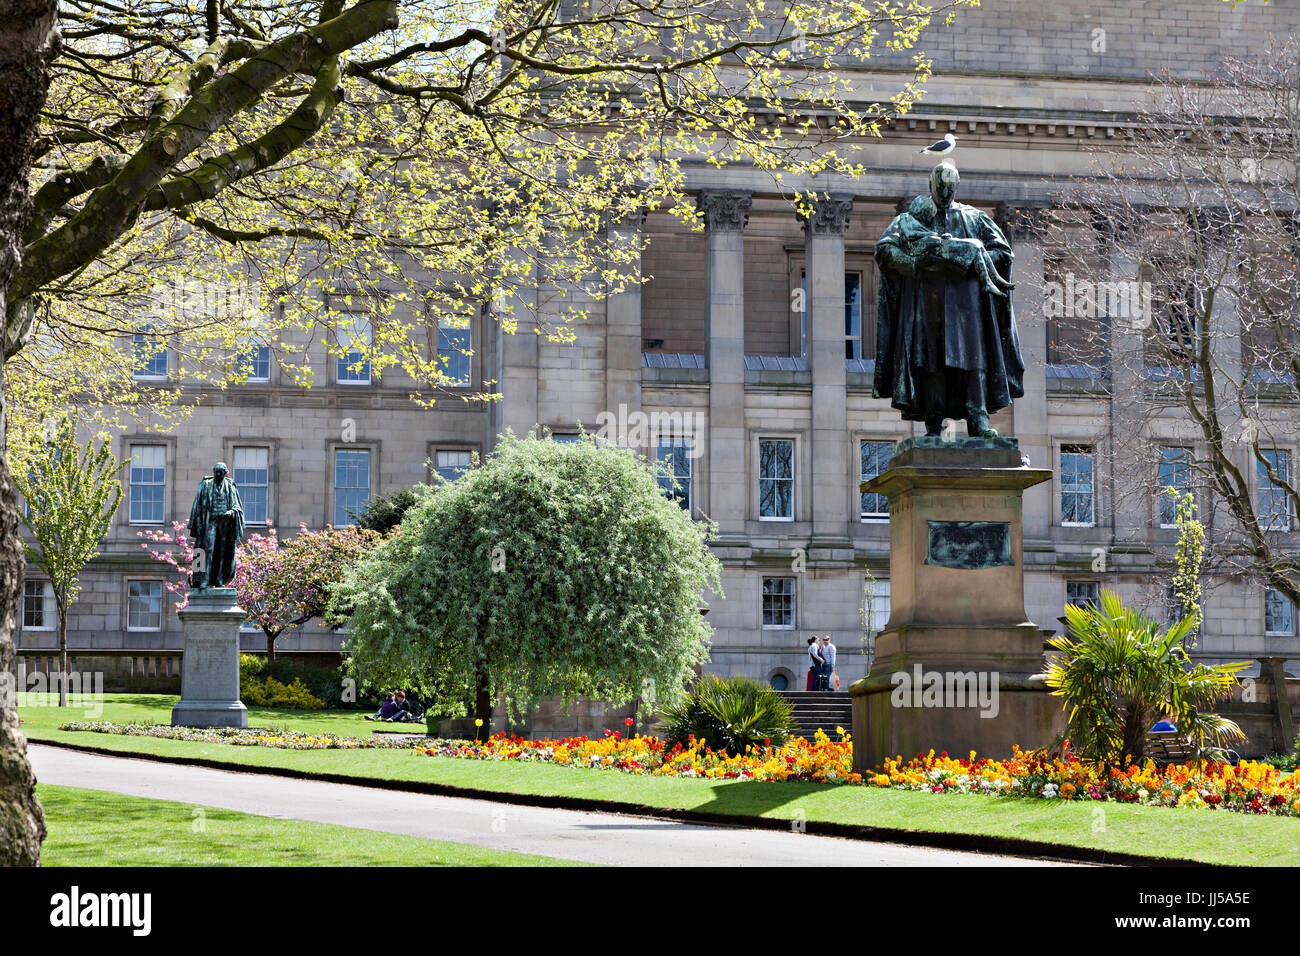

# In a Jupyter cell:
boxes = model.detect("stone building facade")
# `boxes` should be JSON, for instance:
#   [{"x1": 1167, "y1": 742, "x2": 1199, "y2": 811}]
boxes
[{"x1": 15, "y1": 0, "x2": 1300, "y2": 691}]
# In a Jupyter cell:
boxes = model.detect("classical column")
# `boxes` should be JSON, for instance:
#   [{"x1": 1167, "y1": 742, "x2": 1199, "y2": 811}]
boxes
[
  {"x1": 698, "y1": 189, "x2": 751, "y2": 539},
  {"x1": 1204, "y1": 221, "x2": 1246, "y2": 479},
  {"x1": 492, "y1": 218, "x2": 541, "y2": 447},
  {"x1": 604, "y1": 207, "x2": 645, "y2": 423},
  {"x1": 1104, "y1": 225, "x2": 1147, "y2": 540},
  {"x1": 802, "y1": 194, "x2": 853, "y2": 543},
  {"x1": 1000, "y1": 204, "x2": 1051, "y2": 541}
]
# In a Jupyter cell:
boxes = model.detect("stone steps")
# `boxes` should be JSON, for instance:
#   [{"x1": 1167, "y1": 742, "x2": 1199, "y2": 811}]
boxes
[{"x1": 778, "y1": 691, "x2": 853, "y2": 739}]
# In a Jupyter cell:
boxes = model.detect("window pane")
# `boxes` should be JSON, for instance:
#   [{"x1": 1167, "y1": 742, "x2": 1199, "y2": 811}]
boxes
[
  {"x1": 759, "y1": 440, "x2": 794, "y2": 519},
  {"x1": 1066, "y1": 581, "x2": 1099, "y2": 610},
  {"x1": 334, "y1": 449, "x2": 370, "y2": 526},
  {"x1": 435, "y1": 450, "x2": 472, "y2": 483},
  {"x1": 133, "y1": 331, "x2": 167, "y2": 378},
  {"x1": 233, "y1": 446, "x2": 269, "y2": 525},
  {"x1": 337, "y1": 318, "x2": 371, "y2": 383},
  {"x1": 1158, "y1": 447, "x2": 1192, "y2": 525},
  {"x1": 1061, "y1": 446, "x2": 1095, "y2": 525},
  {"x1": 23, "y1": 581, "x2": 47, "y2": 629},
  {"x1": 656, "y1": 439, "x2": 692, "y2": 511},
  {"x1": 1164, "y1": 284, "x2": 1198, "y2": 354},
  {"x1": 762, "y1": 577, "x2": 794, "y2": 627},
  {"x1": 845, "y1": 273, "x2": 862, "y2": 359},
  {"x1": 239, "y1": 345, "x2": 271, "y2": 381},
  {"x1": 438, "y1": 318, "x2": 472, "y2": 386},
  {"x1": 860, "y1": 440, "x2": 893, "y2": 517},
  {"x1": 129, "y1": 445, "x2": 166, "y2": 523},
  {"x1": 1265, "y1": 588, "x2": 1295, "y2": 635},
  {"x1": 1258, "y1": 450, "x2": 1291, "y2": 532},
  {"x1": 798, "y1": 273, "x2": 806, "y2": 358},
  {"x1": 128, "y1": 581, "x2": 163, "y2": 630},
  {"x1": 864, "y1": 578, "x2": 891, "y2": 636}
]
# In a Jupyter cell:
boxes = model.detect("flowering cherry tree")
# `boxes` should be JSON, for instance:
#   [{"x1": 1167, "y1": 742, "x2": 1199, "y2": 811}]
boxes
[{"x1": 139, "y1": 522, "x2": 382, "y2": 662}]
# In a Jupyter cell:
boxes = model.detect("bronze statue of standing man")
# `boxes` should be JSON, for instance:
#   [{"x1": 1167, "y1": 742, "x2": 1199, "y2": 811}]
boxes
[
  {"x1": 189, "y1": 462, "x2": 244, "y2": 589},
  {"x1": 873, "y1": 163, "x2": 1026, "y2": 437}
]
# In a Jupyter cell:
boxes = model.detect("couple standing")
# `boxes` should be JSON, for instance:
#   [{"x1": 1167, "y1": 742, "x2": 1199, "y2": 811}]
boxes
[{"x1": 805, "y1": 635, "x2": 838, "y2": 691}]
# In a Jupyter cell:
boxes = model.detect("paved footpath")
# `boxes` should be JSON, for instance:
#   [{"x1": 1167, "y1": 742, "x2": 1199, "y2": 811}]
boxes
[{"x1": 30, "y1": 744, "x2": 1079, "y2": 867}]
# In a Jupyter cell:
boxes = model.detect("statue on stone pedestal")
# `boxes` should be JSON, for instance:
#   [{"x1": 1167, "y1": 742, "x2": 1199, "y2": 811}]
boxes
[
  {"x1": 188, "y1": 462, "x2": 244, "y2": 589},
  {"x1": 873, "y1": 163, "x2": 1026, "y2": 437}
]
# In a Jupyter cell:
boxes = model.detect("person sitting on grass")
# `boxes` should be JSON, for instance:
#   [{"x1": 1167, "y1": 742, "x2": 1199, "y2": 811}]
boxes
[
  {"x1": 364, "y1": 693, "x2": 398, "y2": 722},
  {"x1": 385, "y1": 690, "x2": 417, "y2": 723}
]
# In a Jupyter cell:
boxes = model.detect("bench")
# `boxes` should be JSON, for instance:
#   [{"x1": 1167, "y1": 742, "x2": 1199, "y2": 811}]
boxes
[
  {"x1": 1145, "y1": 731, "x2": 1241, "y2": 767},
  {"x1": 1145, "y1": 731, "x2": 1194, "y2": 765}
]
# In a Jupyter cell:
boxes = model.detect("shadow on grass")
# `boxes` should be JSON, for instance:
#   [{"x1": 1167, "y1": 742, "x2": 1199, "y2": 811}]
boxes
[
  {"x1": 691, "y1": 778, "x2": 830, "y2": 826},
  {"x1": 110, "y1": 694, "x2": 176, "y2": 713}
]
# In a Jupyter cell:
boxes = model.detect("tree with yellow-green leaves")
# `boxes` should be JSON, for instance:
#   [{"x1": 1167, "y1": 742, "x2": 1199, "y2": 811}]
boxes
[
  {"x1": 0, "y1": 0, "x2": 971, "y2": 865},
  {"x1": 11, "y1": 0, "x2": 971, "y2": 460},
  {"x1": 13, "y1": 422, "x2": 125, "y2": 707}
]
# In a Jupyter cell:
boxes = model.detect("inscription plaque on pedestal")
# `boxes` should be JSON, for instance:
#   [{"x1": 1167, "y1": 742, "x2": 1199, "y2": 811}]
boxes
[{"x1": 925, "y1": 520, "x2": 1012, "y2": 570}]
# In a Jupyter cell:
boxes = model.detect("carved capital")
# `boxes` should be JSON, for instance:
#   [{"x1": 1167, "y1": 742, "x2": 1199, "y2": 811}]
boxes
[
  {"x1": 603, "y1": 199, "x2": 648, "y2": 239},
  {"x1": 995, "y1": 203, "x2": 1050, "y2": 242},
  {"x1": 696, "y1": 189, "x2": 752, "y2": 233},
  {"x1": 800, "y1": 193, "x2": 854, "y2": 236}
]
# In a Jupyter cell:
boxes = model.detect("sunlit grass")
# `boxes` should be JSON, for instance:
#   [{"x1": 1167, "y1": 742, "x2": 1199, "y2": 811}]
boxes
[
  {"x1": 20, "y1": 693, "x2": 1300, "y2": 865},
  {"x1": 37, "y1": 784, "x2": 587, "y2": 867}
]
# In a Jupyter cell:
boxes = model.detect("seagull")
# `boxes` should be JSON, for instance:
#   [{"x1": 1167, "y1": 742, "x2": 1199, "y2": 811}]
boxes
[{"x1": 919, "y1": 133, "x2": 957, "y2": 161}]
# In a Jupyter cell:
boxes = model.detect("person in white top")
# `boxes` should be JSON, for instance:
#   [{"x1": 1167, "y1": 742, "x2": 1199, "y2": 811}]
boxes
[{"x1": 820, "y1": 635, "x2": 838, "y2": 691}]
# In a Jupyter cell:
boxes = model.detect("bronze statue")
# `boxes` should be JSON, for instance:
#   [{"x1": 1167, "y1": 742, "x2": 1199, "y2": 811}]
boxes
[
  {"x1": 873, "y1": 164, "x2": 1025, "y2": 437},
  {"x1": 188, "y1": 462, "x2": 245, "y2": 589}
]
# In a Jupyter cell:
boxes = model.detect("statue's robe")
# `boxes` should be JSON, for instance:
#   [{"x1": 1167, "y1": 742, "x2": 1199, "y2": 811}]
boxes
[
  {"x1": 873, "y1": 198, "x2": 1025, "y2": 421},
  {"x1": 188, "y1": 476, "x2": 245, "y2": 588}
]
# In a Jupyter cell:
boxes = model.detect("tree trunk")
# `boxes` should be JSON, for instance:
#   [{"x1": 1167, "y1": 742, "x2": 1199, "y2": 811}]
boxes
[
  {"x1": 474, "y1": 663, "x2": 491, "y2": 743},
  {"x1": 57, "y1": 600, "x2": 66, "y2": 707},
  {"x1": 1122, "y1": 698, "x2": 1148, "y2": 763},
  {"x1": 0, "y1": 0, "x2": 59, "y2": 867},
  {"x1": 265, "y1": 628, "x2": 277, "y2": 666}
]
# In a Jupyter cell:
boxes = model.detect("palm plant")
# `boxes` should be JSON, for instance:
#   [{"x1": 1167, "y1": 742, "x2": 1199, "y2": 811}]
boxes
[
  {"x1": 657, "y1": 675, "x2": 796, "y2": 756},
  {"x1": 1040, "y1": 589, "x2": 1247, "y2": 765}
]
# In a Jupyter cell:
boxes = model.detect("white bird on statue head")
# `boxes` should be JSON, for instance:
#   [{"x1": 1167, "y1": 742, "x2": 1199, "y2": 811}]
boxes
[{"x1": 919, "y1": 133, "x2": 957, "y2": 162}]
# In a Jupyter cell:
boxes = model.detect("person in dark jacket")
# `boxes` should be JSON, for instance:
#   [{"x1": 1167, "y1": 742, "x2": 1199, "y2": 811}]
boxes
[
  {"x1": 365, "y1": 693, "x2": 397, "y2": 721},
  {"x1": 386, "y1": 691, "x2": 417, "y2": 722},
  {"x1": 806, "y1": 637, "x2": 825, "y2": 691}
]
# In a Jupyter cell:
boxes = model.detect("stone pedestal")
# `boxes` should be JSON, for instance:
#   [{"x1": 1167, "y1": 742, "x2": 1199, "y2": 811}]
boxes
[
  {"x1": 171, "y1": 588, "x2": 248, "y2": 728},
  {"x1": 850, "y1": 438, "x2": 1061, "y2": 771}
]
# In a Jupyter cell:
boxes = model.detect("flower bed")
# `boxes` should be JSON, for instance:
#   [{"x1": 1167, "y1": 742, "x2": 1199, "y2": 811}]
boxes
[
  {"x1": 418, "y1": 731, "x2": 1300, "y2": 817},
  {"x1": 58, "y1": 720, "x2": 1300, "y2": 817},
  {"x1": 58, "y1": 721, "x2": 426, "y2": 750}
]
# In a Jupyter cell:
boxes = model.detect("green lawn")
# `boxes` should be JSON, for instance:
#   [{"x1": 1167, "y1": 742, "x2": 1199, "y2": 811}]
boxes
[
  {"x1": 17, "y1": 691, "x2": 398, "y2": 736},
  {"x1": 37, "y1": 783, "x2": 583, "y2": 866},
  {"x1": 20, "y1": 693, "x2": 1300, "y2": 866}
]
